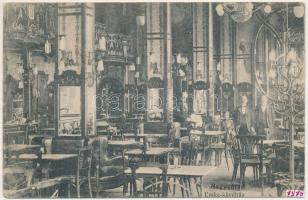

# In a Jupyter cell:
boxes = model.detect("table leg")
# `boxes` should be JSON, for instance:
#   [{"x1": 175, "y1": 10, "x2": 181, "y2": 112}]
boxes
[{"x1": 199, "y1": 176, "x2": 203, "y2": 197}]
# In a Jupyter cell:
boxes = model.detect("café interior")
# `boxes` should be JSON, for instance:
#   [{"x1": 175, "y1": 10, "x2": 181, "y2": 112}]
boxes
[{"x1": 3, "y1": 2, "x2": 305, "y2": 198}]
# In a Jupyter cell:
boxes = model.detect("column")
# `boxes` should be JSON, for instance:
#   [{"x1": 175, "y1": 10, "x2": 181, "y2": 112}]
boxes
[
  {"x1": 56, "y1": 3, "x2": 96, "y2": 137},
  {"x1": 164, "y1": 3, "x2": 173, "y2": 123},
  {"x1": 146, "y1": 3, "x2": 173, "y2": 122},
  {"x1": 208, "y1": 3, "x2": 215, "y2": 116},
  {"x1": 192, "y1": 3, "x2": 208, "y2": 115}
]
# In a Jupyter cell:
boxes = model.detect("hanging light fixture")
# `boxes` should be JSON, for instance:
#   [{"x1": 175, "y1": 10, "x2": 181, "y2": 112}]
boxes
[
  {"x1": 216, "y1": 3, "x2": 271, "y2": 23},
  {"x1": 18, "y1": 81, "x2": 24, "y2": 89},
  {"x1": 263, "y1": 4, "x2": 272, "y2": 14},
  {"x1": 216, "y1": 4, "x2": 224, "y2": 16},
  {"x1": 136, "y1": 15, "x2": 145, "y2": 26},
  {"x1": 293, "y1": 5, "x2": 304, "y2": 18}
]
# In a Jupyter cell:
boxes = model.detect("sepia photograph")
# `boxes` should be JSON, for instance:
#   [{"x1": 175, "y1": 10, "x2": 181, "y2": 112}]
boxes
[{"x1": 1, "y1": 1, "x2": 305, "y2": 198}]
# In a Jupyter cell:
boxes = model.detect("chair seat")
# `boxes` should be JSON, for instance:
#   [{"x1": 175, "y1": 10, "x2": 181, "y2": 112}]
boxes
[
  {"x1": 31, "y1": 176, "x2": 73, "y2": 190},
  {"x1": 3, "y1": 187, "x2": 34, "y2": 198},
  {"x1": 263, "y1": 159, "x2": 271, "y2": 165},
  {"x1": 241, "y1": 158, "x2": 261, "y2": 164},
  {"x1": 210, "y1": 143, "x2": 225, "y2": 149},
  {"x1": 4, "y1": 177, "x2": 71, "y2": 198},
  {"x1": 91, "y1": 173, "x2": 124, "y2": 190}
]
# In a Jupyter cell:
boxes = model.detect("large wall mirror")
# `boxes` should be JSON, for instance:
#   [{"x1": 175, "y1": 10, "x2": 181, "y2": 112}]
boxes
[{"x1": 58, "y1": 86, "x2": 81, "y2": 136}]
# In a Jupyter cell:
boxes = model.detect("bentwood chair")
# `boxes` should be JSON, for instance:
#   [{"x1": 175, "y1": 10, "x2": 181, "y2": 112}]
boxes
[
  {"x1": 236, "y1": 135, "x2": 265, "y2": 190},
  {"x1": 66, "y1": 146, "x2": 93, "y2": 198},
  {"x1": 128, "y1": 161, "x2": 169, "y2": 198}
]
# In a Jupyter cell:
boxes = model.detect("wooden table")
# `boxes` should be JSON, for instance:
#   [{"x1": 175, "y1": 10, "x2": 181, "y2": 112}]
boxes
[
  {"x1": 125, "y1": 147, "x2": 177, "y2": 163},
  {"x1": 18, "y1": 154, "x2": 77, "y2": 161},
  {"x1": 4, "y1": 144, "x2": 40, "y2": 153},
  {"x1": 108, "y1": 140, "x2": 141, "y2": 147},
  {"x1": 263, "y1": 140, "x2": 304, "y2": 149},
  {"x1": 126, "y1": 147, "x2": 177, "y2": 156},
  {"x1": 294, "y1": 141, "x2": 304, "y2": 149},
  {"x1": 125, "y1": 165, "x2": 215, "y2": 197},
  {"x1": 263, "y1": 140, "x2": 287, "y2": 145}
]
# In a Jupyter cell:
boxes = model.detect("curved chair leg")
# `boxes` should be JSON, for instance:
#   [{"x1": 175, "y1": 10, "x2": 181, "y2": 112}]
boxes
[
  {"x1": 231, "y1": 163, "x2": 238, "y2": 182},
  {"x1": 77, "y1": 182, "x2": 80, "y2": 198},
  {"x1": 88, "y1": 176, "x2": 92, "y2": 198}
]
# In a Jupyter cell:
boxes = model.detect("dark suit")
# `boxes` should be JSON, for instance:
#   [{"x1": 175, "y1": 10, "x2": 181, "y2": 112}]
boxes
[
  {"x1": 254, "y1": 104, "x2": 274, "y2": 135},
  {"x1": 233, "y1": 106, "x2": 253, "y2": 135}
]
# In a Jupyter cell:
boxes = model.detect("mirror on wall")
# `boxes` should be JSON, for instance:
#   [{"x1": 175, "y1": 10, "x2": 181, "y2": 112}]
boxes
[{"x1": 58, "y1": 86, "x2": 81, "y2": 136}]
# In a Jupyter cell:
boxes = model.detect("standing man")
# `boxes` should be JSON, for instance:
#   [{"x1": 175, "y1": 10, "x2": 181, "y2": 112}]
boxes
[
  {"x1": 254, "y1": 95, "x2": 274, "y2": 137},
  {"x1": 233, "y1": 95, "x2": 255, "y2": 135}
]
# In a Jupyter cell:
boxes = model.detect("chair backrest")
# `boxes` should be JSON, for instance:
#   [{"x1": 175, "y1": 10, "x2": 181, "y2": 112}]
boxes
[
  {"x1": 236, "y1": 135, "x2": 264, "y2": 155},
  {"x1": 143, "y1": 122, "x2": 170, "y2": 135},
  {"x1": 77, "y1": 146, "x2": 93, "y2": 178}
]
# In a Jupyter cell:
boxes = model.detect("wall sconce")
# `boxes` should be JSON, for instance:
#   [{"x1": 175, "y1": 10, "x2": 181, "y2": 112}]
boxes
[
  {"x1": 32, "y1": 64, "x2": 38, "y2": 75},
  {"x1": 45, "y1": 39, "x2": 51, "y2": 54},
  {"x1": 136, "y1": 15, "x2": 145, "y2": 26},
  {"x1": 98, "y1": 35, "x2": 107, "y2": 51},
  {"x1": 28, "y1": 4, "x2": 35, "y2": 20},
  {"x1": 176, "y1": 53, "x2": 182, "y2": 64},
  {"x1": 136, "y1": 56, "x2": 141, "y2": 65},
  {"x1": 134, "y1": 71, "x2": 140, "y2": 79},
  {"x1": 59, "y1": 35, "x2": 66, "y2": 51},
  {"x1": 97, "y1": 59, "x2": 104, "y2": 72},
  {"x1": 149, "y1": 52, "x2": 155, "y2": 63},
  {"x1": 17, "y1": 63, "x2": 24, "y2": 75},
  {"x1": 217, "y1": 61, "x2": 221, "y2": 71},
  {"x1": 88, "y1": 52, "x2": 95, "y2": 65},
  {"x1": 128, "y1": 63, "x2": 136, "y2": 71},
  {"x1": 18, "y1": 81, "x2": 24, "y2": 89},
  {"x1": 123, "y1": 43, "x2": 128, "y2": 57}
]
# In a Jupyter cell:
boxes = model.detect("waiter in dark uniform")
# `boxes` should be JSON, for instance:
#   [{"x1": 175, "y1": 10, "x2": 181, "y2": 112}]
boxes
[
  {"x1": 254, "y1": 95, "x2": 273, "y2": 137},
  {"x1": 233, "y1": 95, "x2": 255, "y2": 135}
]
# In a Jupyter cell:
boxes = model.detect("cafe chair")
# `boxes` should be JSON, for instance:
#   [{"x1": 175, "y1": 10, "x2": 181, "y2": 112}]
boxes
[
  {"x1": 127, "y1": 162, "x2": 170, "y2": 198},
  {"x1": 90, "y1": 137, "x2": 128, "y2": 197},
  {"x1": 65, "y1": 146, "x2": 93, "y2": 198},
  {"x1": 235, "y1": 135, "x2": 265, "y2": 190}
]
